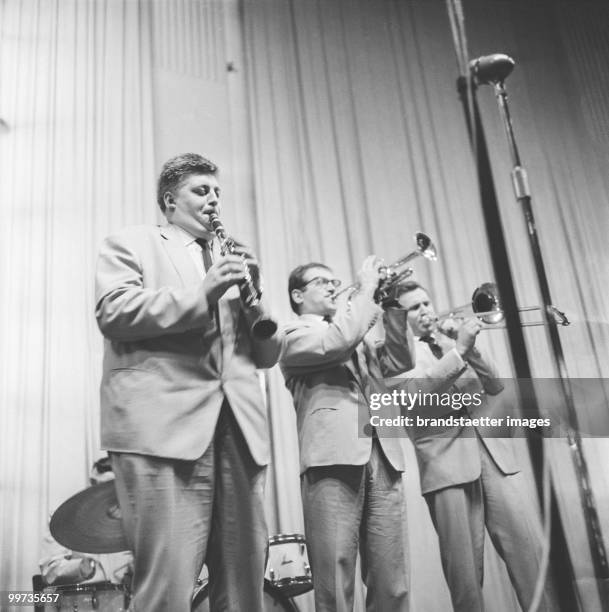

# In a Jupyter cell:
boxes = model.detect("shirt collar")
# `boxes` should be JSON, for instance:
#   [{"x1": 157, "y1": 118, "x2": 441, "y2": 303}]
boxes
[
  {"x1": 167, "y1": 223, "x2": 213, "y2": 248},
  {"x1": 299, "y1": 313, "x2": 327, "y2": 323}
]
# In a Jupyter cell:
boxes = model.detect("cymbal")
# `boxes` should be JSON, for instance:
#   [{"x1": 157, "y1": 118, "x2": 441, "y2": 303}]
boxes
[{"x1": 50, "y1": 481, "x2": 129, "y2": 554}]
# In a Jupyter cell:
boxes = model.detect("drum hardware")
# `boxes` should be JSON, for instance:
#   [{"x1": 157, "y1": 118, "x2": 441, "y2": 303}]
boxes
[
  {"x1": 49, "y1": 481, "x2": 312, "y2": 610},
  {"x1": 49, "y1": 482, "x2": 128, "y2": 554},
  {"x1": 264, "y1": 533, "x2": 313, "y2": 598},
  {"x1": 42, "y1": 581, "x2": 126, "y2": 611},
  {"x1": 192, "y1": 533, "x2": 313, "y2": 610}
]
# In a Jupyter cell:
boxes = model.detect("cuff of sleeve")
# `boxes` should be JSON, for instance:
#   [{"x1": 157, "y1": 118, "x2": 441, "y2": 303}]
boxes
[{"x1": 449, "y1": 347, "x2": 466, "y2": 368}]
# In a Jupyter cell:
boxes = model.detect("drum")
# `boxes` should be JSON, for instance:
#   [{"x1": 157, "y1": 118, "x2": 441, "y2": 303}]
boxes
[
  {"x1": 192, "y1": 581, "x2": 297, "y2": 612},
  {"x1": 264, "y1": 534, "x2": 313, "y2": 598},
  {"x1": 43, "y1": 581, "x2": 127, "y2": 611}
]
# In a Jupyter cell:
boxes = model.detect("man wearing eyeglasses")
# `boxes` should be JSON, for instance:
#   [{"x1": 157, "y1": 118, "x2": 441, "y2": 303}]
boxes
[{"x1": 279, "y1": 257, "x2": 413, "y2": 611}]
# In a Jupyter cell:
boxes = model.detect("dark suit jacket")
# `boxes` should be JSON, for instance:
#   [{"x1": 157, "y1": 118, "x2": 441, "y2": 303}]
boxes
[
  {"x1": 279, "y1": 294, "x2": 414, "y2": 473},
  {"x1": 95, "y1": 223, "x2": 282, "y2": 463},
  {"x1": 404, "y1": 340, "x2": 519, "y2": 495}
]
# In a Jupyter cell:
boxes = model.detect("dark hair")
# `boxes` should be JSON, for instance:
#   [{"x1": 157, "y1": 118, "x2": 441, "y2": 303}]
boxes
[
  {"x1": 288, "y1": 262, "x2": 332, "y2": 313},
  {"x1": 157, "y1": 153, "x2": 218, "y2": 213},
  {"x1": 395, "y1": 280, "x2": 426, "y2": 297},
  {"x1": 388, "y1": 280, "x2": 429, "y2": 309}
]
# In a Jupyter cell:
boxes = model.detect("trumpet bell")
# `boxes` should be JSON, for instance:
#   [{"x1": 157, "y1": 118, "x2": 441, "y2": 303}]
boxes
[
  {"x1": 378, "y1": 232, "x2": 438, "y2": 304},
  {"x1": 415, "y1": 232, "x2": 438, "y2": 261},
  {"x1": 335, "y1": 231, "x2": 439, "y2": 304}
]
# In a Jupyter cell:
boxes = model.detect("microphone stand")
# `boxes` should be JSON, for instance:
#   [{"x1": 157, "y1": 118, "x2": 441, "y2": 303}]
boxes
[
  {"x1": 455, "y1": 72, "x2": 578, "y2": 611},
  {"x1": 490, "y1": 76, "x2": 609, "y2": 608}
]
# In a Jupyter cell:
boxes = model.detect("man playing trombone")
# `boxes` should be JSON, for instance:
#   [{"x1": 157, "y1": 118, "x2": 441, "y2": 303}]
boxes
[
  {"x1": 395, "y1": 280, "x2": 556, "y2": 612},
  {"x1": 280, "y1": 257, "x2": 413, "y2": 611}
]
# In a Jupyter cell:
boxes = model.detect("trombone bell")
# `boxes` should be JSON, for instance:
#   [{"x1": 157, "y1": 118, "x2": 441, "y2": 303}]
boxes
[
  {"x1": 471, "y1": 283, "x2": 504, "y2": 325},
  {"x1": 441, "y1": 282, "x2": 570, "y2": 329}
]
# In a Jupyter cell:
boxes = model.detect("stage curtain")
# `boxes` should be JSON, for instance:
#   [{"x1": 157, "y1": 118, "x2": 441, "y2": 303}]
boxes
[
  {"x1": 241, "y1": 0, "x2": 609, "y2": 610},
  {"x1": 0, "y1": 0, "x2": 156, "y2": 594},
  {"x1": 1, "y1": 2, "x2": 609, "y2": 611}
]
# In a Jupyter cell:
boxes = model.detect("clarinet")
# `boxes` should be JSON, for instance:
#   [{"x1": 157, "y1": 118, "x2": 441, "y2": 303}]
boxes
[{"x1": 208, "y1": 212, "x2": 278, "y2": 339}]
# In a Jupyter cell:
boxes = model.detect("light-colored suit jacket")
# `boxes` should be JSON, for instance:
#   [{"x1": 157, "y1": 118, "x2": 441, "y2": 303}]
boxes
[
  {"x1": 95, "y1": 223, "x2": 282, "y2": 464},
  {"x1": 404, "y1": 340, "x2": 519, "y2": 495},
  {"x1": 280, "y1": 293, "x2": 414, "y2": 474}
]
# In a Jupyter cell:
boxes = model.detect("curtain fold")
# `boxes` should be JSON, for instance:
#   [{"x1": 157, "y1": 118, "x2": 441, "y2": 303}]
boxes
[
  {"x1": 2, "y1": 2, "x2": 609, "y2": 611},
  {"x1": 241, "y1": 0, "x2": 609, "y2": 610},
  {"x1": 0, "y1": 0, "x2": 156, "y2": 592}
]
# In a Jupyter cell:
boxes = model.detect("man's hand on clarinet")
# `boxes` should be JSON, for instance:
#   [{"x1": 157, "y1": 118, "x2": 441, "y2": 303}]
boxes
[
  {"x1": 202, "y1": 255, "x2": 247, "y2": 305},
  {"x1": 230, "y1": 241, "x2": 263, "y2": 296}
]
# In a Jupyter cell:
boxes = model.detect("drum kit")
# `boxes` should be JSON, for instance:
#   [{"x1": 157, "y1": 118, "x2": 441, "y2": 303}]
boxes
[{"x1": 46, "y1": 482, "x2": 313, "y2": 611}]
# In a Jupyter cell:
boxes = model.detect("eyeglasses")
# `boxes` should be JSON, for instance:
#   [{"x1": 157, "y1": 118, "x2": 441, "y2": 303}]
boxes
[{"x1": 300, "y1": 276, "x2": 342, "y2": 290}]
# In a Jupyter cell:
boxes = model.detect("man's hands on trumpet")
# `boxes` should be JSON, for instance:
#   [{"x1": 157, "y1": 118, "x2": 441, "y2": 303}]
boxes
[
  {"x1": 358, "y1": 255, "x2": 385, "y2": 296},
  {"x1": 333, "y1": 255, "x2": 385, "y2": 309}
]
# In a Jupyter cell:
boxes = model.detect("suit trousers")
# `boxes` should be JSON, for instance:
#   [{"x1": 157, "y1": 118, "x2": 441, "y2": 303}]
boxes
[
  {"x1": 301, "y1": 439, "x2": 410, "y2": 612},
  {"x1": 110, "y1": 403, "x2": 268, "y2": 612},
  {"x1": 425, "y1": 438, "x2": 556, "y2": 612}
]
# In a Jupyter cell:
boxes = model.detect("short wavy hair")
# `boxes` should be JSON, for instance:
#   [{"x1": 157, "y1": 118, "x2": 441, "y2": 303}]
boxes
[
  {"x1": 156, "y1": 153, "x2": 218, "y2": 213},
  {"x1": 394, "y1": 280, "x2": 426, "y2": 297}
]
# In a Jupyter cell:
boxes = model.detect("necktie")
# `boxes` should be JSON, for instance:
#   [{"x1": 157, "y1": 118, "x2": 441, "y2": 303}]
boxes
[
  {"x1": 419, "y1": 335, "x2": 443, "y2": 360},
  {"x1": 195, "y1": 238, "x2": 219, "y2": 328},
  {"x1": 195, "y1": 238, "x2": 213, "y2": 272}
]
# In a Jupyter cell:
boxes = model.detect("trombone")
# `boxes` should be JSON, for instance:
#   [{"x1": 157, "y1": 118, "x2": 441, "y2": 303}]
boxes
[
  {"x1": 437, "y1": 282, "x2": 570, "y2": 329},
  {"x1": 335, "y1": 232, "x2": 438, "y2": 305}
]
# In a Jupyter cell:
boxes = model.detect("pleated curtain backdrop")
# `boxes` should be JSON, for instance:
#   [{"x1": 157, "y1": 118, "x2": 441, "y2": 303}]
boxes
[
  {"x1": 241, "y1": 1, "x2": 609, "y2": 610},
  {"x1": 0, "y1": 0, "x2": 156, "y2": 595},
  {"x1": 1, "y1": 2, "x2": 609, "y2": 611}
]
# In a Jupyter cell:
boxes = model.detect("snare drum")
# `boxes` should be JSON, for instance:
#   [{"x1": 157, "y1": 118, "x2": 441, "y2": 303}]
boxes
[
  {"x1": 264, "y1": 533, "x2": 313, "y2": 598},
  {"x1": 43, "y1": 581, "x2": 127, "y2": 611}
]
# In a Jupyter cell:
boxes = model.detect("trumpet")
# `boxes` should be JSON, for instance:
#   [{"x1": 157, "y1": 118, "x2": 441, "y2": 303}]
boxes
[
  {"x1": 208, "y1": 212, "x2": 278, "y2": 339},
  {"x1": 437, "y1": 282, "x2": 570, "y2": 329},
  {"x1": 335, "y1": 232, "x2": 437, "y2": 306}
]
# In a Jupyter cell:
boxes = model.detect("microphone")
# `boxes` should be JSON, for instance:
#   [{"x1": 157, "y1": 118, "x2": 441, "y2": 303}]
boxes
[{"x1": 469, "y1": 53, "x2": 515, "y2": 85}]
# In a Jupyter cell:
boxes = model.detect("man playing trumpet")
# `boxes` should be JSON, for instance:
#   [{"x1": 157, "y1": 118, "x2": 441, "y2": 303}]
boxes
[
  {"x1": 280, "y1": 257, "x2": 413, "y2": 611},
  {"x1": 395, "y1": 280, "x2": 556, "y2": 612}
]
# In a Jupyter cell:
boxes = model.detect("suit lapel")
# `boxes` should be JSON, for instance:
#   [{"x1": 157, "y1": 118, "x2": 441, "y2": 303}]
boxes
[
  {"x1": 345, "y1": 342, "x2": 369, "y2": 394},
  {"x1": 344, "y1": 355, "x2": 359, "y2": 381},
  {"x1": 362, "y1": 338, "x2": 382, "y2": 380},
  {"x1": 219, "y1": 291, "x2": 241, "y2": 366},
  {"x1": 159, "y1": 225, "x2": 201, "y2": 287},
  {"x1": 161, "y1": 224, "x2": 226, "y2": 367}
]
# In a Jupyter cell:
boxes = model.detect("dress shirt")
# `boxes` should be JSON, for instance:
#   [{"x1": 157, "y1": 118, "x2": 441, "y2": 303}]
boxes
[{"x1": 167, "y1": 223, "x2": 214, "y2": 279}]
